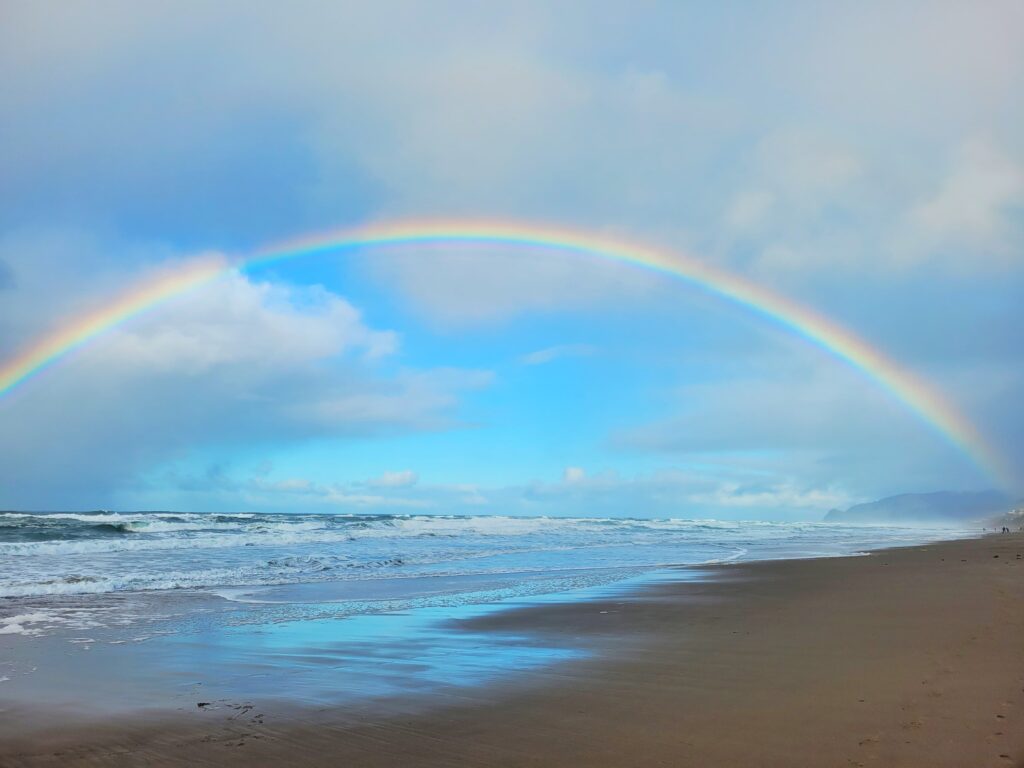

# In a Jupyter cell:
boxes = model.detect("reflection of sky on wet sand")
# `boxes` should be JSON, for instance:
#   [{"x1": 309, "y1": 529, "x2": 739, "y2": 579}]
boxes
[
  {"x1": 158, "y1": 569, "x2": 700, "y2": 705},
  {"x1": 164, "y1": 606, "x2": 581, "y2": 704},
  {"x1": 1, "y1": 568, "x2": 704, "y2": 716}
]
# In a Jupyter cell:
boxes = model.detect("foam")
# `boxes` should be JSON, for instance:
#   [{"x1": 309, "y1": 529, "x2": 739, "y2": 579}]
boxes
[
  {"x1": 0, "y1": 612, "x2": 60, "y2": 636},
  {"x1": 0, "y1": 528, "x2": 358, "y2": 557}
]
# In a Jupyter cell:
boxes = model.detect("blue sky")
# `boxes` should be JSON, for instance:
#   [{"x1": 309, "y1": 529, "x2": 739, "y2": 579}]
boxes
[{"x1": 0, "y1": 1, "x2": 1021, "y2": 517}]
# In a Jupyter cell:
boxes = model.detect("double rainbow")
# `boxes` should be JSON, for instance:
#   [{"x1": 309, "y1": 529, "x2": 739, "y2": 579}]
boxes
[{"x1": 0, "y1": 219, "x2": 1012, "y2": 489}]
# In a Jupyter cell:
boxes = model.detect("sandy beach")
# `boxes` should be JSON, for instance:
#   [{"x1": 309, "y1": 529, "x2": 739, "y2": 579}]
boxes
[{"x1": 2, "y1": 532, "x2": 1022, "y2": 768}]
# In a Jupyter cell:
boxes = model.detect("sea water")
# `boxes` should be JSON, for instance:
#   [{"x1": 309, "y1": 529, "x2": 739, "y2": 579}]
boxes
[
  {"x1": 0, "y1": 511, "x2": 968, "y2": 602},
  {"x1": 0, "y1": 511, "x2": 972, "y2": 709}
]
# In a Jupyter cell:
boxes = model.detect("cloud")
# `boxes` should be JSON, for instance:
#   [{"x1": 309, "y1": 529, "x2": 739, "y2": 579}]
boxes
[
  {"x1": 128, "y1": 462, "x2": 854, "y2": 520},
  {"x1": 562, "y1": 466, "x2": 586, "y2": 484},
  {"x1": 520, "y1": 344, "x2": 595, "y2": 366},
  {"x1": 284, "y1": 367, "x2": 492, "y2": 432},
  {"x1": 361, "y1": 242, "x2": 663, "y2": 327},
  {"x1": 611, "y1": 358, "x2": 1005, "y2": 496},
  {"x1": 0, "y1": 229, "x2": 182, "y2": 352},
  {"x1": 366, "y1": 469, "x2": 419, "y2": 488},
  {"x1": 3, "y1": 2, "x2": 1022, "y2": 275},
  {"x1": 900, "y1": 139, "x2": 1024, "y2": 267},
  {"x1": 250, "y1": 476, "x2": 431, "y2": 509},
  {"x1": 514, "y1": 467, "x2": 853, "y2": 519},
  {"x1": 533, "y1": 468, "x2": 853, "y2": 517},
  {"x1": 789, "y1": 0, "x2": 1024, "y2": 124},
  {"x1": 100, "y1": 270, "x2": 398, "y2": 374},
  {"x1": 128, "y1": 463, "x2": 483, "y2": 514},
  {"x1": 0, "y1": 265, "x2": 491, "y2": 508},
  {"x1": 722, "y1": 130, "x2": 863, "y2": 242}
]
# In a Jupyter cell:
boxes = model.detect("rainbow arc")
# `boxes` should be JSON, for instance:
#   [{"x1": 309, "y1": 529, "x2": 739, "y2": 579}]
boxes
[{"x1": 0, "y1": 219, "x2": 1012, "y2": 490}]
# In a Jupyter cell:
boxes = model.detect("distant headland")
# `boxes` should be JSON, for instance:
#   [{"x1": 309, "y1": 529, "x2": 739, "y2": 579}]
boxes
[{"x1": 825, "y1": 490, "x2": 1019, "y2": 525}]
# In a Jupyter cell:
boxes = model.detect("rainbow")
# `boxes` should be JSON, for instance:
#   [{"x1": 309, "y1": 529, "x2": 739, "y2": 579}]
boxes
[
  {"x1": 0, "y1": 218, "x2": 1013, "y2": 489},
  {"x1": 0, "y1": 255, "x2": 228, "y2": 399}
]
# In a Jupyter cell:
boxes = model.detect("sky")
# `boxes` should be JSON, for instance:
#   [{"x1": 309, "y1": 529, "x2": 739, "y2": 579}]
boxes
[{"x1": 0, "y1": 0, "x2": 1022, "y2": 518}]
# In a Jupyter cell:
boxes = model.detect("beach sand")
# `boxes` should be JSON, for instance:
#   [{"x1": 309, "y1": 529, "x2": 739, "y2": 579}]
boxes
[{"x1": 1, "y1": 533, "x2": 1022, "y2": 767}]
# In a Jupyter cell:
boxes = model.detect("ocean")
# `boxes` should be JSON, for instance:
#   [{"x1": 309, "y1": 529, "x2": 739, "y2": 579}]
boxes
[
  {"x1": 0, "y1": 511, "x2": 972, "y2": 709},
  {"x1": 0, "y1": 510, "x2": 968, "y2": 603}
]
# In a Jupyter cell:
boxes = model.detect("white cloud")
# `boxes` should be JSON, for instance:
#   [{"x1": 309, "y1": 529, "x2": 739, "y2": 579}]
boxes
[
  {"x1": 0, "y1": 262, "x2": 491, "y2": 508},
  {"x1": 725, "y1": 189, "x2": 775, "y2": 233},
  {"x1": 790, "y1": 0, "x2": 1024, "y2": 125},
  {"x1": 3, "y1": 2, "x2": 1022, "y2": 283},
  {"x1": 756, "y1": 130, "x2": 863, "y2": 201},
  {"x1": 562, "y1": 466, "x2": 586, "y2": 484},
  {"x1": 98, "y1": 270, "x2": 397, "y2": 375},
  {"x1": 518, "y1": 466, "x2": 855, "y2": 519},
  {"x1": 611, "y1": 356, "x2": 1004, "y2": 495},
  {"x1": 686, "y1": 482, "x2": 851, "y2": 511},
  {"x1": 366, "y1": 469, "x2": 419, "y2": 488},
  {"x1": 135, "y1": 462, "x2": 855, "y2": 520},
  {"x1": 900, "y1": 139, "x2": 1024, "y2": 267},
  {"x1": 520, "y1": 344, "x2": 595, "y2": 366},
  {"x1": 362, "y1": 242, "x2": 663, "y2": 327},
  {"x1": 720, "y1": 130, "x2": 867, "y2": 274},
  {"x1": 284, "y1": 368, "x2": 492, "y2": 432},
  {"x1": 251, "y1": 476, "x2": 431, "y2": 509}
]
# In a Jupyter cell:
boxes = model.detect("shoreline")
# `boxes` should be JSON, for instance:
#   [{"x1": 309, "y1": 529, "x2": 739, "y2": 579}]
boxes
[{"x1": 2, "y1": 533, "x2": 1022, "y2": 766}]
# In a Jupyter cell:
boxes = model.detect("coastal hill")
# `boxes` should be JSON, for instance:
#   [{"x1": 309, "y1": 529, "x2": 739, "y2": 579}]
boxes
[{"x1": 825, "y1": 490, "x2": 1012, "y2": 525}]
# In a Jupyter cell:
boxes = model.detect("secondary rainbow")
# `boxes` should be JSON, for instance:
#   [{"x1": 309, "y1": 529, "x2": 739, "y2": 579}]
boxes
[{"x1": 0, "y1": 218, "x2": 1012, "y2": 489}]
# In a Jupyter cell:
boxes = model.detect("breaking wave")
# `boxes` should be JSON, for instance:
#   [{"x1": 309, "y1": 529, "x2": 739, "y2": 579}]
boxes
[{"x1": 0, "y1": 511, "x2": 967, "y2": 599}]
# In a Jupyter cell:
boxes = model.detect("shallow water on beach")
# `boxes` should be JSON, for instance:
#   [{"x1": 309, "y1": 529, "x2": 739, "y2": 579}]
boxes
[{"x1": 0, "y1": 568, "x2": 687, "y2": 715}]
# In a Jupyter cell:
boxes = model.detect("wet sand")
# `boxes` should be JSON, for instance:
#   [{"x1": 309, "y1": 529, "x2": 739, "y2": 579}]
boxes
[{"x1": 2, "y1": 533, "x2": 1022, "y2": 767}]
